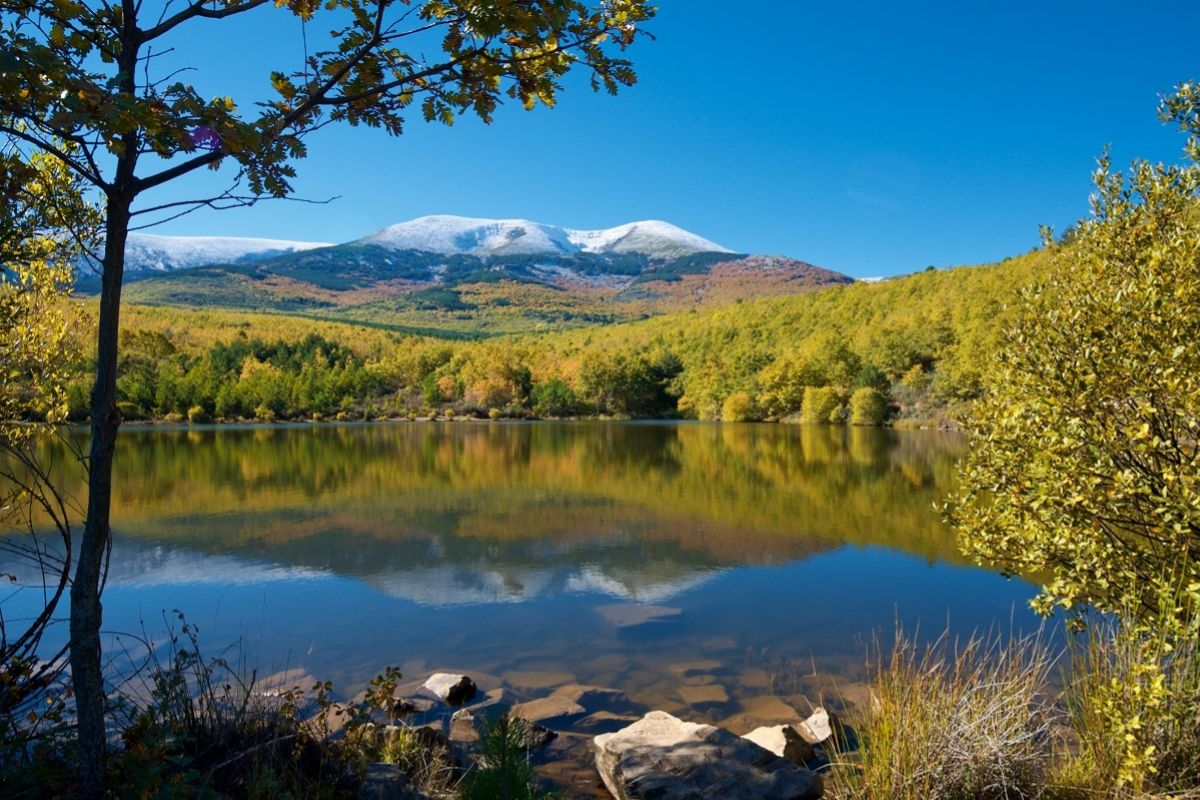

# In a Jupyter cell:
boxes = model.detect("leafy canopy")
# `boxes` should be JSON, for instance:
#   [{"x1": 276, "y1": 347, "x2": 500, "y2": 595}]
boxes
[
  {"x1": 0, "y1": 0, "x2": 654, "y2": 201},
  {"x1": 0, "y1": 147, "x2": 97, "y2": 441}
]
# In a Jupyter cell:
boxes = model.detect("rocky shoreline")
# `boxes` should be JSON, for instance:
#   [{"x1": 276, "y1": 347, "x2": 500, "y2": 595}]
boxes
[{"x1": 319, "y1": 668, "x2": 862, "y2": 799}]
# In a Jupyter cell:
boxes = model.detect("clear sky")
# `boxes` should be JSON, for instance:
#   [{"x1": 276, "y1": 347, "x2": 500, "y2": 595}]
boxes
[{"x1": 141, "y1": 0, "x2": 1200, "y2": 278}]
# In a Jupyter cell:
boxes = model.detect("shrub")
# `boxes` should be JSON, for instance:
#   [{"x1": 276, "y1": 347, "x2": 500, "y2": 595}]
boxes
[
  {"x1": 801, "y1": 386, "x2": 840, "y2": 425},
  {"x1": 530, "y1": 378, "x2": 578, "y2": 418},
  {"x1": 187, "y1": 405, "x2": 210, "y2": 424},
  {"x1": 849, "y1": 387, "x2": 888, "y2": 426},
  {"x1": 1057, "y1": 611, "x2": 1200, "y2": 794},
  {"x1": 721, "y1": 391, "x2": 758, "y2": 422}
]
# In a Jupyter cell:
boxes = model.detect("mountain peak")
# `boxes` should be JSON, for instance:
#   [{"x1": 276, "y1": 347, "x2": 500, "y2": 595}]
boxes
[{"x1": 355, "y1": 215, "x2": 732, "y2": 260}]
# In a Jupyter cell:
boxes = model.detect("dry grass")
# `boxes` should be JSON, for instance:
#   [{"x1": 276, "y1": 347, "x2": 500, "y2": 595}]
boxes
[{"x1": 826, "y1": 629, "x2": 1057, "y2": 800}]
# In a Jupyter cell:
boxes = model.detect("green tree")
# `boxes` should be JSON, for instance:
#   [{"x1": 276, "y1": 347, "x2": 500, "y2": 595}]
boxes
[
  {"x1": 531, "y1": 377, "x2": 578, "y2": 417},
  {"x1": 849, "y1": 386, "x2": 888, "y2": 426},
  {"x1": 801, "y1": 385, "x2": 842, "y2": 425},
  {"x1": 951, "y1": 148, "x2": 1200, "y2": 627},
  {"x1": 0, "y1": 2, "x2": 654, "y2": 792},
  {"x1": 951, "y1": 83, "x2": 1200, "y2": 788},
  {"x1": 721, "y1": 390, "x2": 758, "y2": 422}
]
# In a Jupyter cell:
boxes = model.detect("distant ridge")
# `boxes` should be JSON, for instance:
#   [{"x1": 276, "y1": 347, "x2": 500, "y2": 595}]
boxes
[{"x1": 104, "y1": 215, "x2": 853, "y2": 335}]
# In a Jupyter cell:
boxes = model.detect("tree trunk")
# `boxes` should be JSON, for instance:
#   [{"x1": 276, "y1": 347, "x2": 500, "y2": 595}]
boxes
[
  {"x1": 69, "y1": 194, "x2": 131, "y2": 799},
  {"x1": 70, "y1": 9, "x2": 140, "y2": 795}
]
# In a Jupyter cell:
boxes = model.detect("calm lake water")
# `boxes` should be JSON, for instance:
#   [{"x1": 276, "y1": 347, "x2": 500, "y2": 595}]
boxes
[{"x1": 5, "y1": 422, "x2": 1040, "y2": 723}]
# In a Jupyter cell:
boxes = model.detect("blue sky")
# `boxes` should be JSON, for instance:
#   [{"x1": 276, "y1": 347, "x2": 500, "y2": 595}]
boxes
[{"x1": 142, "y1": 1, "x2": 1200, "y2": 277}]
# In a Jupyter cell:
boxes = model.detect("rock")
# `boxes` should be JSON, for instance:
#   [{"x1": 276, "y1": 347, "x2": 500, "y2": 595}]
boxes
[
  {"x1": 742, "y1": 726, "x2": 817, "y2": 768},
  {"x1": 259, "y1": 668, "x2": 320, "y2": 696},
  {"x1": 465, "y1": 687, "x2": 514, "y2": 715},
  {"x1": 593, "y1": 711, "x2": 823, "y2": 800},
  {"x1": 513, "y1": 717, "x2": 558, "y2": 749},
  {"x1": 677, "y1": 683, "x2": 730, "y2": 709},
  {"x1": 422, "y1": 673, "x2": 477, "y2": 707},
  {"x1": 680, "y1": 673, "x2": 720, "y2": 687},
  {"x1": 551, "y1": 684, "x2": 638, "y2": 713},
  {"x1": 738, "y1": 695, "x2": 801, "y2": 723},
  {"x1": 449, "y1": 709, "x2": 479, "y2": 744},
  {"x1": 358, "y1": 762, "x2": 410, "y2": 800},
  {"x1": 391, "y1": 697, "x2": 436, "y2": 718},
  {"x1": 510, "y1": 695, "x2": 586, "y2": 725},
  {"x1": 834, "y1": 682, "x2": 877, "y2": 713},
  {"x1": 575, "y1": 710, "x2": 642, "y2": 734},
  {"x1": 504, "y1": 669, "x2": 576, "y2": 690},
  {"x1": 596, "y1": 604, "x2": 682, "y2": 628},
  {"x1": 667, "y1": 660, "x2": 723, "y2": 679},
  {"x1": 306, "y1": 701, "x2": 356, "y2": 739},
  {"x1": 738, "y1": 668, "x2": 773, "y2": 691},
  {"x1": 795, "y1": 708, "x2": 833, "y2": 746}
]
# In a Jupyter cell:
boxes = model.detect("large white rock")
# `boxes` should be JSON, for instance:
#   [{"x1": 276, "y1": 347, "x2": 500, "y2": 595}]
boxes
[
  {"x1": 795, "y1": 708, "x2": 834, "y2": 745},
  {"x1": 593, "y1": 711, "x2": 822, "y2": 800},
  {"x1": 742, "y1": 725, "x2": 816, "y2": 768},
  {"x1": 421, "y1": 673, "x2": 477, "y2": 706}
]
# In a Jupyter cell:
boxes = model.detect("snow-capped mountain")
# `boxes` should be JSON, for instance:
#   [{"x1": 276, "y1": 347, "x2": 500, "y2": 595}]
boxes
[
  {"x1": 109, "y1": 215, "x2": 853, "y2": 324},
  {"x1": 355, "y1": 215, "x2": 733, "y2": 260},
  {"x1": 119, "y1": 232, "x2": 332, "y2": 273}
]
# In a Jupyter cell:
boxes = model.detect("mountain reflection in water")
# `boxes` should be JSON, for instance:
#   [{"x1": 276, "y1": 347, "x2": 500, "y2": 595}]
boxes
[{"x1": 3, "y1": 422, "x2": 1038, "y2": 706}]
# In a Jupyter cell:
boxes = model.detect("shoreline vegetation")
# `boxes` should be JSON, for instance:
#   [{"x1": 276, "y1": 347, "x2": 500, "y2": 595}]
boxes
[
  {"x1": 6, "y1": 618, "x2": 1198, "y2": 799},
  {"x1": 52, "y1": 245, "x2": 1049, "y2": 432}
]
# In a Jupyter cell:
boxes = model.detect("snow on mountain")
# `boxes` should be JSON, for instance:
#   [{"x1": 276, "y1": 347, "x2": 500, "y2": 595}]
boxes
[
  {"x1": 121, "y1": 232, "x2": 332, "y2": 273},
  {"x1": 358, "y1": 215, "x2": 577, "y2": 257},
  {"x1": 567, "y1": 220, "x2": 732, "y2": 259},
  {"x1": 356, "y1": 215, "x2": 732, "y2": 259}
]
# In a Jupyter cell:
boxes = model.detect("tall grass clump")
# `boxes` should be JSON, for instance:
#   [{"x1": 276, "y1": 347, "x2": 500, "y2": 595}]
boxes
[{"x1": 828, "y1": 629, "x2": 1056, "y2": 800}]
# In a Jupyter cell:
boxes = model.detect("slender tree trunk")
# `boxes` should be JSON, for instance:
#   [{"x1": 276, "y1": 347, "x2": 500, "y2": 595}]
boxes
[
  {"x1": 69, "y1": 194, "x2": 132, "y2": 799},
  {"x1": 70, "y1": 10, "x2": 140, "y2": 793}
]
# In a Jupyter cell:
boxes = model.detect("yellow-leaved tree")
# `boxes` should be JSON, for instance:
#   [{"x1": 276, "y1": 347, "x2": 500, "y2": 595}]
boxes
[
  {"x1": 949, "y1": 82, "x2": 1200, "y2": 789},
  {"x1": 0, "y1": 141, "x2": 98, "y2": 761}
]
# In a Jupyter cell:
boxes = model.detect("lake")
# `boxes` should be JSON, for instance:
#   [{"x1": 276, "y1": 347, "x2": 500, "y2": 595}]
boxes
[{"x1": 4, "y1": 422, "x2": 1039, "y2": 732}]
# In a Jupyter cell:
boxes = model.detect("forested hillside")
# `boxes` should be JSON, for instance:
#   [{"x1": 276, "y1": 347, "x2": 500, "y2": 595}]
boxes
[{"x1": 71, "y1": 246, "x2": 1049, "y2": 426}]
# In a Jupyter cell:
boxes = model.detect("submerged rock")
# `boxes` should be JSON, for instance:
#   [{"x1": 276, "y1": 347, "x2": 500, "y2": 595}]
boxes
[
  {"x1": 677, "y1": 682, "x2": 730, "y2": 709},
  {"x1": 593, "y1": 711, "x2": 822, "y2": 800},
  {"x1": 511, "y1": 694, "x2": 586, "y2": 725},
  {"x1": 449, "y1": 708, "x2": 479, "y2": 744},
  {"x1": 595, "y1": 603, "x2": 682, "y2": 628}
]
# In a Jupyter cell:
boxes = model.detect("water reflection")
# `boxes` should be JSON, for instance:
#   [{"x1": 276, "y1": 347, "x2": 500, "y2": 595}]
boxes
[{"x1": 3, "y1": 422, "x2": 1035, "y2": 715}]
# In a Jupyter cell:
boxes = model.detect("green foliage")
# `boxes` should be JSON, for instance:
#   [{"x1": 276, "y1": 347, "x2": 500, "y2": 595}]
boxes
[
  {"x1": 458, "y1": 715, "x2": 560, "y2": 800},
  {"x1": 0, "y1": 151, "x2": 95, "y2": 438},
  {"x1": 950, "y1": 83, "x2": 1200, "y2": 796},
  {"x1": 575, "y1": 350, "x2": 681, "y2": 417},
  {"x1": 1058, "y1": 608, "x2": 1200, "y2": 794},
  {"x1": 68, "y1": 228, "x2": 1056, "y2": 428},
  {"x1": 531, "y1": 378, "x2": 578, "y2": 417},
  {"x1": 949, "y1": 132, "x2": 1200, "y2": 630},
  {"x1": 801, "y1": 386, "x2": 841, "y2": 425},
  {"x1": 849, "y1": 387, "x2": 888, "y2": 426},
  {"x1": 721, "y1": 390, "x2": 758, "y2": 422}
]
